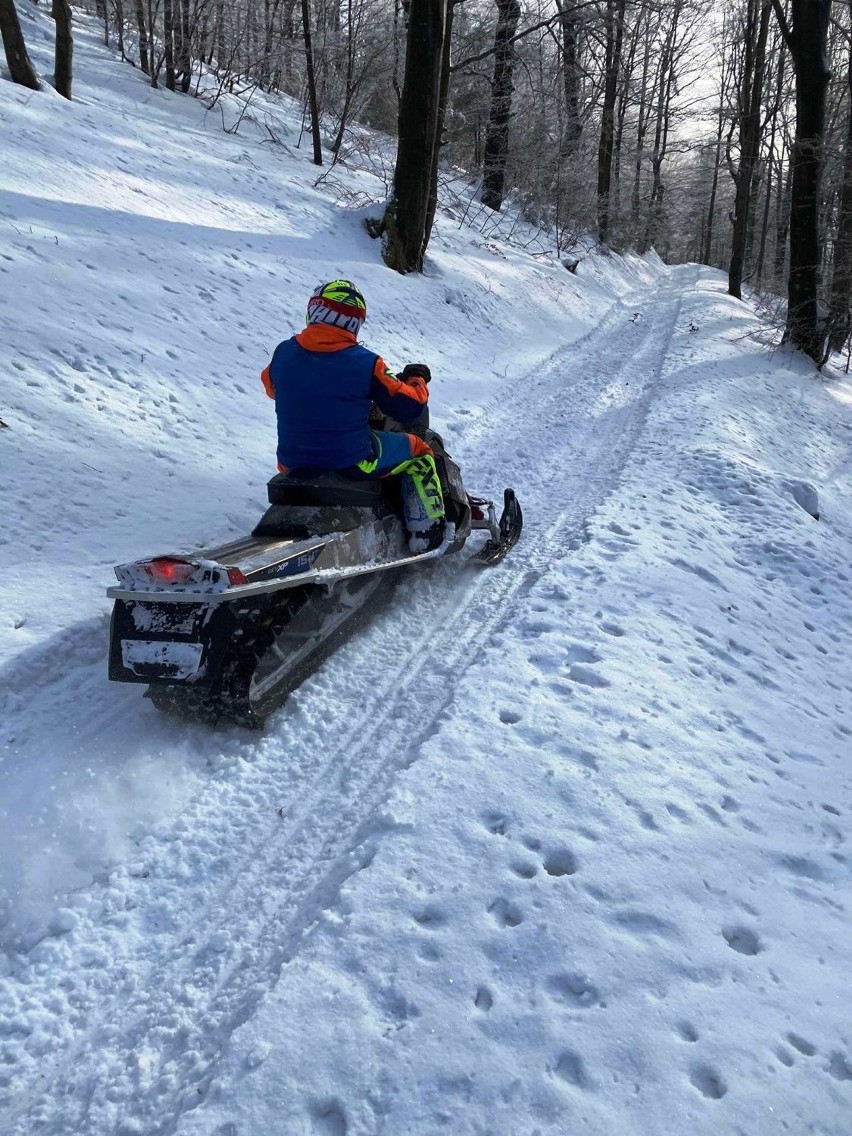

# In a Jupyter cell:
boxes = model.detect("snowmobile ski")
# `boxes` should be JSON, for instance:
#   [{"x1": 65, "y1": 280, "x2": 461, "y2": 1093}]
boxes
[{"x1": 474, "y1": 490, "x2": 523, "y2": 566}]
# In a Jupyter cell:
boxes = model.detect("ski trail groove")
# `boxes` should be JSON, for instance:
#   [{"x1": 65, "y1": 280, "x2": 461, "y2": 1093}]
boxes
[{"x1": 0, "y1": 269, "x2": 690, "y2": 1135}]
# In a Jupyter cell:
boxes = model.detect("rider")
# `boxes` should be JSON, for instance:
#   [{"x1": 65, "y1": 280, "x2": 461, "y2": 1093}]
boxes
[{"x1": 261, "y1": 280, "x2": 445, "y2": 550}]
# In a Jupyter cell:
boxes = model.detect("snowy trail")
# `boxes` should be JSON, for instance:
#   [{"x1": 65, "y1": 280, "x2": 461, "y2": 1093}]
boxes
[{"x1": 0, "y1": 269, "x2": 688, "y2": 1135}]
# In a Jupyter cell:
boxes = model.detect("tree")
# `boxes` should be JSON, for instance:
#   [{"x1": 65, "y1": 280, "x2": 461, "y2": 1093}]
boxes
[
  {"x1": 0, "y1": 0, "x2": 41, "y2": 89},
  {"x1": 163, "y1": 0, "x2": 177, "y2": 88},
  {"x1": 424, "y1": 0, "x2": 457, "y2": 247},
  {"x1": 770, "y1": 0, "x2": 831, "y2": 363},
  {"x1": 727, "y1": 0, "x2": 773, "y2": 299},
  {"x1": 481, "y1": 0, "x2": 522, "y2": 211},
  {"x1": 556, "y1": 0, "x2": 583, "y2": 157},
  {"x1": 53, "y1": 0, "x2": 73, "y2": 98},
  {"x1": 596, "y1": 0, "x2": 626, "y2": 245},
  {"x1": 381, "y1": 0, "x2": 446, "y2": 272},
  {"x1": 302, "y1": 0, "x2": 323, "y2": 164},
  {"x1": 827, "y1": 2, "x2": 852, "y2": 353},
  {"x1": 135, "y1": 0, "x2": 150, "y2": 73},
  {"x1": 639, "y1": 0, "x2": 689, "y2": 254}
]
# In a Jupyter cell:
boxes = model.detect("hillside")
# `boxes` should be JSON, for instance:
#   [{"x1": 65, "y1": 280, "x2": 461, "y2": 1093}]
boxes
[{"x1": 2, "y1": 10, "x2": 852, "y2": 1136}]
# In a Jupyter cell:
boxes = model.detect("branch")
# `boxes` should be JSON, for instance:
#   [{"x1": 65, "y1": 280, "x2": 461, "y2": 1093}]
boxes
[
  {"x1": 451, "y1": 0, "x2": 597, "y2": 72},
  {"x1": 769, "y1": 0, "x2": 793, "y2": 52},
  {"x1": 451, "y1": 13, "x2": 560, "y2": 70}
]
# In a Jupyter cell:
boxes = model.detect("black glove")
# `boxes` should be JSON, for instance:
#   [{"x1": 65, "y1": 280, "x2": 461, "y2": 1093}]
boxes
[{"x1": 400, "y1": 363, "x2": 432, "y2": 385}]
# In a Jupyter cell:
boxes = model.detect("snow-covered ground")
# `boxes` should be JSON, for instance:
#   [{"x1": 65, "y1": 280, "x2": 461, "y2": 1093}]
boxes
[{"x1": 2, "y1": 9, "x2": 852, "y2": 1135}]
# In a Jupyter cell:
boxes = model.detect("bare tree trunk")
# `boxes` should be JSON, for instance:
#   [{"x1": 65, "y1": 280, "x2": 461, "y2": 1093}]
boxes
[
  {"x1": 596, "y1": 0, "x2": 626, "y2": 245},
  {"x1": 302, "y1": 0, "x2": 323, "y2": 164},
  {"x1": 146, "y1": 0, "x2": 160, "y2": 86},
  {"x1": 556, "y1": 0, "x2": 582, "y2": 156},
  {"x1": 178, "y1": 0, "x2": 192, "y2": 91},
  {"x1": 52, "y1": 0, "x2": 73, "y2": 98},
  {"x1": 136, "y1": 0, "x2": 150, "y2": 72},
  {"x1": 828, "y1": 1, "x2": 852, "y2": 354},
  {"x1": 612, "y1": 12, "x2": 641, "y2": 233},
  {"x1": 424, "y1": 0, "x2": 456, "y2": 246},
  {"x1": 771, "y1": 0, "x2": 831, "y2": 363},
  {"x1": 381, "y1": 0, "x2": 446, "y2": 272},
  {"x1": 95, "y1": 0, "x2": 108, "y2": 44},
  {"x1": 0, "y1": 0, "x2": 41, "y2": 89},
  {"x1": 755, "y1": 46, "x2": 785, "y2": 288},
  {"x1": 773, "y1": 155, "x2": 791, "y2": 282},
  {"x1": 163, "y1": 0, "x2": 177, "y2": 89},
  {"x1": 755, "y1": 156, "x2": 774, "y2": 288},
  {"x1": 481, "y1": 0, "x2": 521, "y2": 211},
  {"x1": 639, "y1": 3, "x2": 681, "y2": 254},
  {"x1": 114, "y1": 0, "x2": 127, "y2": 60},
  {"x1": 630, "y1": 14, "x2": 654, "y2": 240},
  {"x1": 215, "y1": 0, "x2": 224, "y2": 65},
  {"x1": 703, "y1": 103, "x2": 726, "y2": 264},
  {"x1": 728, "y1": 0, "x2": 772, "y2": 299},
  {"x1": 329, "y1": 0, "x2": 356, "y2": 153}
]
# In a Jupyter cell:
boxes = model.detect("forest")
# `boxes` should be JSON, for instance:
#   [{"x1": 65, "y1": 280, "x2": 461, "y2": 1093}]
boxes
[{"x1": 1, "y1": 0, "x2": 847, "y2": 364}]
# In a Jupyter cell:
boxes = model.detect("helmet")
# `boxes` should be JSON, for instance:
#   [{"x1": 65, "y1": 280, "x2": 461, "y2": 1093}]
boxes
[{"x1": 307, "y1": 279, "x2": 367, "y2": 335}]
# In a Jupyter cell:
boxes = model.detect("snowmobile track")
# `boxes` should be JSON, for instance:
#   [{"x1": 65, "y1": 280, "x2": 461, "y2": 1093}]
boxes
[{"x1": 0, "y1": 270, "x2": 689, "y2": 1135}]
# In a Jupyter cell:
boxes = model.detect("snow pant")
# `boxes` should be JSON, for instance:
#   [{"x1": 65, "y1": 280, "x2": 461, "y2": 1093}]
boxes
[{"x1": 344, "y1": 430, "x2": 445, "y2": 533}]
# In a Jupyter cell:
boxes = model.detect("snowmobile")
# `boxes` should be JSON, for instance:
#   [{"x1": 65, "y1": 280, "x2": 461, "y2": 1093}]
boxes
[{"x1": 107, "y1": 427, "x2": 522, "y2": 728}]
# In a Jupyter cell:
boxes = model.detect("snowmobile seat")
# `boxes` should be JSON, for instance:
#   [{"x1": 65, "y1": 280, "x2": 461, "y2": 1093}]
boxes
[
  {"x1": 252, "y1": 503, "x2": 372, "y2": 538},
  {"x1": 267, "y1": 471, "x2": 387, "y2": 509}
]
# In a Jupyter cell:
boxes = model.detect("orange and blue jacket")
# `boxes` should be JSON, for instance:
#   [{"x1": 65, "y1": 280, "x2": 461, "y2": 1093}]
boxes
[{"x1": 261, "y1": 324, "x2": 428, "y2": 470}]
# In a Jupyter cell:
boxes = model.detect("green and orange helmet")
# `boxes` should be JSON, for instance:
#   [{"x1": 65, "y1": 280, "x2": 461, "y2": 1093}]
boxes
[{"x1": 307, "y1": 279, "x2": 367, "y2": 335}]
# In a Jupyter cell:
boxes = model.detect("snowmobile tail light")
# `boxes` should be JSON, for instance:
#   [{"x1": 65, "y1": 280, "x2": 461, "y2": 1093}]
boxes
[
  {"x1": 227, "y1": 567, "x2": 248, "y2": 586},
  {"x1": 143, "y1": 557, "x2": 199, "y2": 584}
]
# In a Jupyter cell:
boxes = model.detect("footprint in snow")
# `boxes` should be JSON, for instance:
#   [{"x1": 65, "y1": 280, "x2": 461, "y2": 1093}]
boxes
[
  {"x1": 613, "y1": 910, "x2": 677, "y2": 940},
  {"x1": 311, "y1": 1100, "x2": 348, "y2": 1135},
  {"x1": 487, "y1": 898, "x2": 524, "y2": 928},
  {"x1": 498, "y1": 709, "x2": 522, "y2": 724},
  {"x1": 599, "y1": 619, "x2": 626, "y2": 637},
  {"x1": 689, "y1": 1063, "x2": 727, "y2": 1099},
  {"x1": 474, "y1": 986, "x2": 493, "y2": 1012},
  {"x1": 551, "y1": 1049, "x2": 590, "y2": 1089},
  {"x1": 828, "y1": 1052, "x2": 852, "y2": 1081},
  {"x1": 568, "y1": 664, "x2": 610, "y2": 689},
  {"x1": 607, "y1": 521, "x2": 634, "y2": 537},
  {"x1": 542, "y1": 848, "x2": 578, "y2": 877},
  {"x1": 722, "y1": 925, "x2": 762, "y2": 955},
  {"x1": 545, "y1": 973, "x2": 600, "y2": 1008},
  {"x1": 482, "y1": 811, "x2": 509, "y2": 836},
  {"x1": 786, "y1": 1033, "x2": 817, "y2": 1057},
  {"x1": 418, "y1": 941, "x2": 442, "y2": 962},
  {"x1": 412, "y1": 903, "x2": 447, "y2": 930},
  {"x1": 776, "y1": 854, "x2": 826, "y2": 881},
  {"x1": 665, "y1": 802, "x2": 693, "y2": 824}
]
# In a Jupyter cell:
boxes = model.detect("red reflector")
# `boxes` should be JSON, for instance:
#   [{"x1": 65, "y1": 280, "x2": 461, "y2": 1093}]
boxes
[
  {"x1": 144, "y1": 557, "x2": 197, "y2": 584},
  {"x1": 227, "y1": 567, "x2": 248, "y2": 586}
]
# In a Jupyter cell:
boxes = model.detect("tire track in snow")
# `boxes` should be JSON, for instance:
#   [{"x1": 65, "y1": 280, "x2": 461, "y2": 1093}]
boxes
[{"x1": 0, "y1": 269, "x2": 691, "y2": 1135}]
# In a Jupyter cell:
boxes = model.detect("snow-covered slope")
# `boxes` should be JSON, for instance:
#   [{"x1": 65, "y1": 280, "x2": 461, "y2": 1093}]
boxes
[
  {"x1": 1, "y1": 6, "x2": 657, "y2": 934},
  {"x1": 2, "y1": 10, "x2": 852, "y2": 1136}
]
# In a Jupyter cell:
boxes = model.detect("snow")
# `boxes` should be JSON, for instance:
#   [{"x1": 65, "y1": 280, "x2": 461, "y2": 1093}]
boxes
[{"x1": 2, "y1": 9, "x2": 852, "y2": 1135}]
